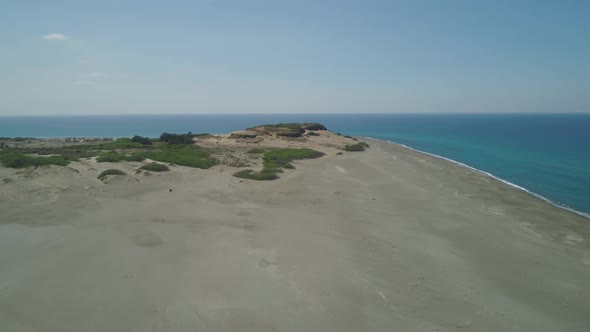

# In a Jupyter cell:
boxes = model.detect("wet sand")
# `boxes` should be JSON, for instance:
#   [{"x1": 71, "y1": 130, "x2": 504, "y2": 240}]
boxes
[{"x1": 1, "y1": 139, "x2": 589, "y2": 331}]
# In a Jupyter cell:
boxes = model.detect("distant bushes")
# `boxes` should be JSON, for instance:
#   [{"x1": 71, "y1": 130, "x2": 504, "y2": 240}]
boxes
[
  {"x1": 0, "y1": 152, "x2": 71, "y2": 168},
  {"x1": 139, "y1": 162, "x2": 170, "y2": 172},
  {"x1": 159, "y1": 132, "x2": 194, "y2": 145},
  {"x1": 97, "y1": 169, "x2": 126, "y2": 181},
  {"x1": 131, "y1": 135, "x2": 153, "y2": 145}
]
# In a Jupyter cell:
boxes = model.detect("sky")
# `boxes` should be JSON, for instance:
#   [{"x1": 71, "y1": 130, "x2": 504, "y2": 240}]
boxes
[{"x1": 1, "y1": 0, "x2": 589, "y2": 115}]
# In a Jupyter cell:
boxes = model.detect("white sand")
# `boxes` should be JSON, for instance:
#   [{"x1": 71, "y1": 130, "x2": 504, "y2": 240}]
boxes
[{"x1": 0, "y1": 138, "x2": 589, "y2": 331}]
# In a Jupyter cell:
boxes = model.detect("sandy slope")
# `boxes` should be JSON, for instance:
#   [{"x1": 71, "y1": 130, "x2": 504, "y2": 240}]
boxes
[{"x1": 0, "y1": 139, "x2": 589, "y2": 331}]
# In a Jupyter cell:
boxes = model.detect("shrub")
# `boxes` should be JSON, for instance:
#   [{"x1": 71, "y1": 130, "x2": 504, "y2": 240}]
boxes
[
  {"x1": 96, "y1": 152, "x2": 126, "y2": 162},
  {"x1": 233, "y1": 148, "x2": 324, "y2": 181},
  {"x1": 139, "y1": 162, "x2": 170, "y2": 172},
  {"x1": 131, "y1": 135, "x2": 153, "y2": 145},
  {"x1": 141, "y1": 145, "x2": 217, "y2": 169},
  {"x1": 159, "y1": 132, "x2": 194, "y2": 145},
  {"x1": 192, "y1": 133, "x2": 212, "y2": 138},
  {"x1": 247, "y1": 148, "x2": 266, "y2": 154},
  {"x1": 0, "y1": 152, "x2": 71, "y2": 168},
  {"x1": 263, "y1": 148, "x2": 325, "y2": 170},
  {"x1": 97, "y1": 151, "x2": 147, "y2": 162},
  {"x1": 344, "y1": 143, "x2": 365, "y2": 152},
  {"x1": 233, "y1": 169, "x2": 279, "y2": 181},
  {"x1": 97, "y1": 169, "x2": 126, "y2": 180},
  {"x1": 359, "y1": 142, "x2": 369, "y2": 148},
  {"x1": 104, "y1": 138, "x2": 146, "y2": 149},
  {"x1": 306, "y1": 132, "x2": 320, "y2": 136},
  {"x1": 126, "y1": 153, "x2": 146, "y2": 162}
]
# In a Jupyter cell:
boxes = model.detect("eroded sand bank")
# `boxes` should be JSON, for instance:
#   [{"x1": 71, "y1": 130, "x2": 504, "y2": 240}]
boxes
[{"x1": 1, "y1": 139, "x2": 589, "y2": 331}]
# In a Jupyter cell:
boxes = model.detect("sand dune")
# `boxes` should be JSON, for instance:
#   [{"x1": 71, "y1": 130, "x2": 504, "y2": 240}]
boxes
[{"x1": 0, "y1": 138, "x2": 589, "y2": 331}]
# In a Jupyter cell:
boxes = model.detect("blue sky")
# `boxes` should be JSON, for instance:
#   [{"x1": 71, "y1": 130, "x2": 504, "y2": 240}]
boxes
[{"x1": 1, "y1": 0, "x2": 589, "y2": 115}]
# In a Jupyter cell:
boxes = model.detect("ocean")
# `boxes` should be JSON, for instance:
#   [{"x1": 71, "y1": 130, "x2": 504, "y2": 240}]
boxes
[{"x1": 1, "y1": 113, "x2": 589, "y2": 217}]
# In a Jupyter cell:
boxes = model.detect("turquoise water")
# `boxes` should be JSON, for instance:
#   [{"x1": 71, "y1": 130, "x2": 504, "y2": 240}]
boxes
[{"x1": 1, "y1": 113, "x2": 589, "y2": 217}]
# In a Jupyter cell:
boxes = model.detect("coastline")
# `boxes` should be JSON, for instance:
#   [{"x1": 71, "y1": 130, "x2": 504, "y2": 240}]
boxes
[
  {"x1": 363, "y1": 136, "x2": 590, "y2": 220},
  {"x1": 1, "y1": 130, "x2": 590, "y2": 331}
]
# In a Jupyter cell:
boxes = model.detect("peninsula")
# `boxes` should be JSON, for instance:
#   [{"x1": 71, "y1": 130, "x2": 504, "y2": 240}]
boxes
[{"x1": 0, "y1": 123, "x2": 589, "y2": 332}]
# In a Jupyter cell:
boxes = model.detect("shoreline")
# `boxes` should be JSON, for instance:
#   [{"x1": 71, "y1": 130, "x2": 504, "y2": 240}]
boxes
[
  {"x1": 363, "y1": 136, "x2": 590, "y2": 220},
  {"x1": 1, "y1": 128, "x2": 590, "y2": 330}
]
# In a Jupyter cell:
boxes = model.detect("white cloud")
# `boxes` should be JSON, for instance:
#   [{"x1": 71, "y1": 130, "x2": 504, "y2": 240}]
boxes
[
  {"x1": 74, "y1": 81, "x2": 92, "y2": 85},
  {"x1": 41, "y1": 33, "x2": 67, "y2": 41}
]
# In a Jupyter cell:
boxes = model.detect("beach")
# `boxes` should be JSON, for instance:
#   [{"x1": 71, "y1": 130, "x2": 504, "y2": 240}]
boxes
[{"x1": 1, "y1": 137, "x2": 589, "y2": 331}]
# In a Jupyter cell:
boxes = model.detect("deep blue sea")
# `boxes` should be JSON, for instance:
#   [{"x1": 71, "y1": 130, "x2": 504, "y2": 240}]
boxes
[{"x1": 1, "y1": 113, "x2": 589, "y2": 217}]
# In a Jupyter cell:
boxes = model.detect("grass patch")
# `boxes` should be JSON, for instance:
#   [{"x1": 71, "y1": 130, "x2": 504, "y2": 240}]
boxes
[
  {"x1": 359, "y1": 142, "x2": 369, "y2": 148},
  {"x1": 233, "y1": 169, "x2": 279, "y2": 181},
  {"x1": 139, "y1": 162, "x2": 170, "y2": 172},
  {"x1": 159, "y1": 132, "x2": 195, "y2": 145},
  {"x1": 263, "y1": 148, "x2": 325, "y2": 170},
  {"x1": 97, "y1": 169, "x2": 126, "y2": 181},
  {"x1": 234, "y1": 148, "x2": 324, "y2": 181},
  {"x1": 96, "y1": 151, "x2": 127, "y2": 162},
  {"x1": 3, "y1": 154, "x2": 70, "y2": 168},
  {"x1": 141, "y1": 145, "x2": 217, "y2": 169},
  {"x1": 126, "y1": 153, "x2": 146, "y2": 162},
  {"x1": 344, "y1": 143, "x2": 366, "y2": 152},
  {"x1": 96, "y1": 151, "x2": 146, "y2": 163},
  {"x1": 246, "y1": 148, "x2": 266, "y2": 154},
  {"x1": 0, "y1": 152, "x2": 71, "y2": 168}
]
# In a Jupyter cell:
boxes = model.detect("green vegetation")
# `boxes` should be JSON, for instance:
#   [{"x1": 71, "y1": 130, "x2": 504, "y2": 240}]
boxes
[
  {"x1": 246, "y1": 148, "x2": 266, "y2": 154},
  {"x1": 126, "y1": 153, "x2": 146, "y2": 162},
  {"x1": 234, "y1": 148, "x2": 325, "y2": 181},
  {"x1": 142, "y1": 145, "x2": 217, "y2": 169},
  {"x1": 139, "y1": 162, "x2": 170, "y2": 172},
  {"x1": 344, "y1": 142, "x2": 369, "y2": 152},
  {"x1": 96, "y1": 151, "x2": 127, "y2": 162},
  {"x1": 131, "y1": 135, "x2": 153, "y2": 145},
  {"x1": 0, "y1": 132, "x2": 217, "y2": 169},
  {"x1": 0, "y1": 152, "x2": 71, "y2": 168},
  {"x1": 97, "y1": 169, "x2": 126, "y2": 181},
  {"x1": 159, "y1": 132, "x2": 194, "y2": 145},
  {"x1": 233, "y1": 169, "x2": 279, "y2": 181},
  {"x1": 263, "y1": 148, "x2": 325, "y2": 170},
  {"x1": 96, "y1": 151, "x2": 146, "y2": 162},
  {"x1": 192, "y1": 133, "x2": 212, "y2": 138}
]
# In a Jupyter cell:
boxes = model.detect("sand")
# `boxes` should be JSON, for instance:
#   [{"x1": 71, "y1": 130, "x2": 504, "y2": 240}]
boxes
[{"x1": 0, "y1": 137, "x2": 589, "y2": 331}]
